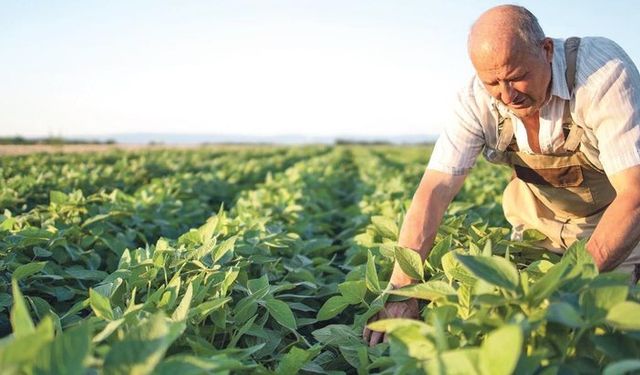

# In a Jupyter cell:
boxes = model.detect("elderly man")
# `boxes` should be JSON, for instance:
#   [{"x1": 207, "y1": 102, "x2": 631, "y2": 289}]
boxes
[{"x1": 363, "y1": 4, "x2": 640, "y2": 346}]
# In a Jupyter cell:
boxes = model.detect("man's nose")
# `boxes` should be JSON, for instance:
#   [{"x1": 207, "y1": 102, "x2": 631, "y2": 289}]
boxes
[{"x1": 498, "y1": 81, "x2": 516, "y2": 105}]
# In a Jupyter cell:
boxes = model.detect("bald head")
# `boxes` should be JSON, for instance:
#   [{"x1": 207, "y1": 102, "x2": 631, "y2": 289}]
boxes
[
  {"x1": 467, "y1": 5, "x2": 553, "y2": 118},
  {"x1": 468, "y1": 5, "x2": 545, "y2": 62}
]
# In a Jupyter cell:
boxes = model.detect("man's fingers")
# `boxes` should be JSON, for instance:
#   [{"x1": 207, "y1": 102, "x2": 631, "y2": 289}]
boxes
[
  {"x1": 362, "y1": 326, "x2": 371, "y2": 342},
  {"x1": 369, "y1": 331, "x2": 383, "y2": 347}
]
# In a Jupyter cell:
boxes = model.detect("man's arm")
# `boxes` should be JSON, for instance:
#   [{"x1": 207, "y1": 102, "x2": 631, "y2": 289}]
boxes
[
  {"x1": 389, "y1": 168, "x2": 467, "y2": 287},
  {"x1": 587, "y1": 165, "x2": 640, "y2": 271},
  {"x1": 363, "y1": 168, "x2": 466, "y2": 346}
]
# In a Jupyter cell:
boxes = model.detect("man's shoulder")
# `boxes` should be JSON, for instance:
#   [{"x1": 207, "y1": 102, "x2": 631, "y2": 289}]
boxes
[
  {"x1": 579, "y1": 36, "x2": 621, "y2": 48},
  {"x1": 576, "y1": 36, "x2": 630, "y2": 66},
  {"x1": 456, "y1": 75, "x2": 493, "y2": 110},
  {"x1": 574, "y1": 36, "x2": 636, "y2": 90}
]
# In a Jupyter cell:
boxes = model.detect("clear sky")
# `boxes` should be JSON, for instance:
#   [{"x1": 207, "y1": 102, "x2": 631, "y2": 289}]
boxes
[{"x1": 1, "y1": 1, "x2": 639, "y2": 138}]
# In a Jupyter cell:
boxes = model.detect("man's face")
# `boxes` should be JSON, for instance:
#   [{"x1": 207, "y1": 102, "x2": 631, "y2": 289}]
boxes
[{"x1": 471, "y1": 38, "x2": 554, "y2": 118}]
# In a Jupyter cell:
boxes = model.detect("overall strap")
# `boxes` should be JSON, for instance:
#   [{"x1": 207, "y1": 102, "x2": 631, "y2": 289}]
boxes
[
  {"x1": 562, "y1": 37, "x2": 583, "y2": 152},
  {"x1": 496, "y1": 109, "x2": 515, "y2": 152}
]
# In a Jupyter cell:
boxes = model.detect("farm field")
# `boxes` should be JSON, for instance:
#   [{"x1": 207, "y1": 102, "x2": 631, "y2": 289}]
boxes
[{"x1": 1, "y1": 145, "x2": 639, "y2": 374}]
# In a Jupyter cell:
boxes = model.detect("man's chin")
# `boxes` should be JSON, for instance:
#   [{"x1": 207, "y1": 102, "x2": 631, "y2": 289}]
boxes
[{"x1": 509, "y1": 106, "x2": 537, "y2": 119}]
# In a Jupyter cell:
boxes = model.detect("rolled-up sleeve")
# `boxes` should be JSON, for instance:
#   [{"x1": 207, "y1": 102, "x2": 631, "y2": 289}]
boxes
[
  {"x1": 577, "y1": 37, "x2": 640, "y2": 176},
  {"x1": 427, "y1": 78, "x2": 486, "y2": 175}
]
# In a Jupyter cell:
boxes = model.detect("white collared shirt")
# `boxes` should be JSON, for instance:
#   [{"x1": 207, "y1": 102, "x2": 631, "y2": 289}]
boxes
[{"x1": 427, "y1": 37, "x2": 640, "y2": 176}]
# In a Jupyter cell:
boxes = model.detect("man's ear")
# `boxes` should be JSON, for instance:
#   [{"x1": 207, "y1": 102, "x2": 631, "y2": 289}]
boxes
[{"x1": 542, "y1": 37, "x2": 554, "y2": 63}]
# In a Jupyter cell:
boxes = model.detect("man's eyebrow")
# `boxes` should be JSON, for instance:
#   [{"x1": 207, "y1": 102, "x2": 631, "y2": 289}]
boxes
[{"x1": 507, "y1": 70, "x2": 527, "y2": 79}]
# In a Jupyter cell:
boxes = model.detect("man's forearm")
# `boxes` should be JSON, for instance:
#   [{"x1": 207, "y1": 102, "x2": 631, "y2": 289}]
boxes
[
  {"x1": 389, "y1": 170, "x2": 465, "y2": 287},
  {"x1": 587, "y1": 192, "x2": 640, "y2": 271}
]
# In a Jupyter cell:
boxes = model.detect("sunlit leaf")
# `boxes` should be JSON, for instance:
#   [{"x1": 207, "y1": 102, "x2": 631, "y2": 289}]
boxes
[
  {"x1": 479, "y1": 325, "x2": 523, "y2": 375},
  {"x1": 12, "y1": 262, "x2": 47, "y2": 281},
  {"x1": 395, "y1": 246, "x2": 424, "y2": 281},
  {"x1": 456, "y1": 254, "x2": 519, "y2": 291},
  {"x1": 10, "y1": 280, "x2": 34, "y2": 337},
  {"x1": 606, "y1": 301, "x2": 640, "y2": 331}
]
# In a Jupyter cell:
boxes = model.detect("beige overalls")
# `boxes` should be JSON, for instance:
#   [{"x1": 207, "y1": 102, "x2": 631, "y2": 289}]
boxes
[{"x1": 483, "y1": 38, "x2": 640, "y2": 280}]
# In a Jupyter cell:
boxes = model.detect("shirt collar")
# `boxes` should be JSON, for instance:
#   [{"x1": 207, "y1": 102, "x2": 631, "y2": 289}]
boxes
[{"x1": 550, "y1": 38, "x2": 571, "y2": 101}]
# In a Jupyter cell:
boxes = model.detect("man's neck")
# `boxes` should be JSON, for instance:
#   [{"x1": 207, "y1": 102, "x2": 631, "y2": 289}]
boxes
[{"x1": 522, "y1": 111, "x2": 542, "y2": 153}]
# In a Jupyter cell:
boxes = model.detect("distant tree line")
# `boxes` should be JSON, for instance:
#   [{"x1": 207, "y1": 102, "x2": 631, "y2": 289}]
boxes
[
  {"x1": 0, "y1": 136, "x2": 116, "y2": 145},
  {"x1": 335, "y1": 138, "x2": 435, "y2": 146}
]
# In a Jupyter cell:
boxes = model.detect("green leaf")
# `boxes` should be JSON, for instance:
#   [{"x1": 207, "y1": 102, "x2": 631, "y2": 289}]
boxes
[
  {"x1": 11, "y1": 279, "x2": 34, "y2": 337},
  {"x1": 212, "y1": 236, "x2": 236, "y2": 263},
  {"x1": 388, "y1": 280, "x2": 456, "y2": 301},
  {"x1": 317, "y1": 296, "x2": 349, "y2": 321},
  {"x1": 395, "y1": 246, "x2": 424, "y2": 281},
  {"x1": 233, "y1": 296, "x2": 258, "y2": 324},
  {"x1": 428, "y1": 235, "x2": 451, "y2": 270},
  {"x1": 606, "y1": 301, "x2": 640, "y2": 331},
  {"x1": 158, "y1": 273, "x2": 182, "y2": 310},
  {"x1": 366, "y1": 318, "x2": 433, "y2": 334},
  {"x1": 65, "y1": 267, "x2": 109, "y2": 281},
  {"x1": 177, "y1": 230, "x2": 202, "y2": 246},
  {"x1": 33, "y1": 322, "x2": 91, "y2": 375},
  {"x1": 442, "y1": 251, "x2": 477, "y2": 286},
  {"x1": 276, "y1": 346, "x2": 319, "y2": 374},
  {"x1": 49, "y1": 191, "x2": 68, "y2": 204},
  {"x1": 479, "y1": 325, "x2": 523, "y2": 375},
  {"x1": 12, "y1": 262, "x2": 47, "y2": 281},
  {"x1": 546, "y1": 302, "x2": 585, "y2": 328},
  {"x1": 337, "y1": 280, "x2": 366, "y2": 304},
  {"x1": 523, "y1": 229, "x2": 547, "y2": 241},
  {"x1": 189, "y1": 297, "x2": 231, "y2": 321},
  {"x1": 561, "y1": 240, "x2": 598, "y2": 283},
  {"x1": 384, "y1": 325, "x2": 438, "y2": 361},
  {"x1": 371, "y1": 216, "x2": 398, "y2": 239},
  {"x1": 581, "y1": 284, "x2": 629, "y2": 323},
  {"x1": 171, "y1": 283, "x2": 193, "y2": 322},
  {"x1": 154, "y1": 354, "x2": 247, "y2": 375},
  {"x1": 603, "y1": 359, "x2": 640, "y2": 375},
  {"x1": 312, "y1": 324, "x2": 361, "y2": 347},
  {"x1": 265, "y1": 298, "x2": 297, "y2": 331},
  {"x1": 103, "y1": 313, "x2": 180, "y2": 375},
  {"x1": 197, "y1": 215, "x2": 221, "y2": 242},
  {"x1": 527, "y1": 261, "x2": 569, "y2": 304},
  {"x1": 365, "y1": 250, "x2": 381, "y2": 293},
  {"x1": 93, "y1": 319, "x2": 125, "y2": 343},
  {"x1": 481, "y1": 239, "x2": 492, "y2": 257},
  {"x1": 525, "y1": 260, "x2": 555, "y2": 278},
  {"x1": 456, "y1": 254, "x2": 520, "y2": 291},
  {"x1": 228, "y1": 315, "x2": 257, "y2": 348},
  {"x1": 0, "y1": 293, "x2": 11, "y2": 308},
  {"x1": 0, "y1": 315, "x2": 55, "y2": 369},
  {"x1": 247, "y1": 274, "x2": 270, "y2": 294},
  {"x1": 89, "y1": 289, "x2": 114, "y2": 321},
  {"x1": 425, "y1": 348, "x2": 481, "y2": 375},
  {"x1": 339, "y1": 344, "x2": 369, "y2": 371}
]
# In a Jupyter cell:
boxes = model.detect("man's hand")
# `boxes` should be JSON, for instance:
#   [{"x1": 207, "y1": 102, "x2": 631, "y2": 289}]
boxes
[
  {"x1": 362, "y1": 298, "x2": 420, "y2": 347},
  {"x1": 587, "y1": 165, "x2": 640, "y2": 271},
  {"x1": 360, "y1": 170, "x2": 465, "y2": 347}
]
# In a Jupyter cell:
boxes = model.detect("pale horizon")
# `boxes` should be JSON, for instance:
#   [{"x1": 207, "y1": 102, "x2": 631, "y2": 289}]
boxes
[{"x1": 2, "y1": 1, "x2": 639, "y2": 139}]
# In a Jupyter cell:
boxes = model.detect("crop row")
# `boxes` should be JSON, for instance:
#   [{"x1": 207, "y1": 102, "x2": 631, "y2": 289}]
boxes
[
  {"x1": 0, "y1": 147, "x2": 328, "y2": 336},
  {"x1": 0, "y1": 147, "x2": 320, "y2": 213}
]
